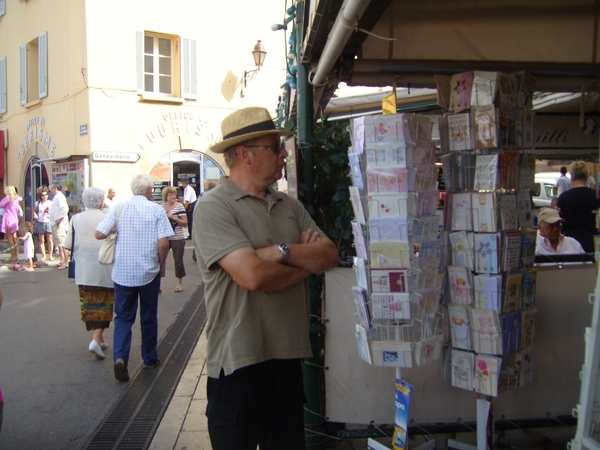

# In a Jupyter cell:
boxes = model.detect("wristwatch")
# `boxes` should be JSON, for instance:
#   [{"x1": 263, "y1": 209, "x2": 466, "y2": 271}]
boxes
[{"x1": 278, "y1": 243, "x2": 290, "y2": 264}]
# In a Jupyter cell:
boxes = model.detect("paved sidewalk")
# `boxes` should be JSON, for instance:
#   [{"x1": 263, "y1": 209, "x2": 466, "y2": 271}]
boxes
[{"x1": 150, "y1": 331, "x2": 211, "y2": 450}]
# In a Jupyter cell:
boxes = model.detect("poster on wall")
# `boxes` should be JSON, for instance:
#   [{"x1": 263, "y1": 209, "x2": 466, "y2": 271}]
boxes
[{"x1": 52, "y1": 160, "x2": 87, "y2": 215}]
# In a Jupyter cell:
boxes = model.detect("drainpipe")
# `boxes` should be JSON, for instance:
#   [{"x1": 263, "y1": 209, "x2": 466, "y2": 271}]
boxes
[{"x1": 311, "y1": 0, "x2": 373, "y2": 86}]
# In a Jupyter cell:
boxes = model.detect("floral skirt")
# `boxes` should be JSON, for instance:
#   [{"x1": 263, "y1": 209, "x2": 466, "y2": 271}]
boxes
[{"x1": 79, "y1": 285, "x2": 114, "y2": 330}]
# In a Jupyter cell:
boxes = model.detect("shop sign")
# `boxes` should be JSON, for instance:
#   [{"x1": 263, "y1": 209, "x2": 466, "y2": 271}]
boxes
[
  {"x1": 536, "y1": 115, "x2": 600, "y2": 148},
  {"x1": 92, "y1": 152, "x2": 140, "y2": 163},
  {"x1": 17, "y1": 115, "x2": 57, "y2": 162}
]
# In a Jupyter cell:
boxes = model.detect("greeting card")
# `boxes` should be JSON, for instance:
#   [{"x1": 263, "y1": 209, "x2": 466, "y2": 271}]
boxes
[
  {"x1": 521, "y1": 269, "x2": 537, "y2": 309},
  {"x1": 348, "y1": 152, "x2": 364, "y2": 189},
  {"x1": 369, "y1": 217, "x2": 409, "y2": 242},
  {"x1": 470, "y1": 71, "x2": 499, "y2": 107},
  {"x1": 519, "y1": 230, "x2": 537, "y2": 270},
  {"x1": 521, "y1": 308, "x2": 536, "y2": 349},
  {"x1": 412, "y1": 164, "x2": 439, "y2": 192},
  {"x1": 355, "y1": 324, "x2": 372, "y2": 364},
  {"x1": 502, "y1": 230, "x2": 522, "y2": 273},
  {"x1": 451, "y1": 192, "x2": 473, "y2": 231},
  {"x1": 415, "y1": 190, "x2": 439, "y2": 216},
  {"x1": 503, "y1": 272, "x2": 523, "y2": 314},
  {"x1": 352, "y1": 286, "x2": 372, "y2": 330},
  {"x1": 351, "y1": 221, "x2": 368, "y2": 260},
  {"x1": 371, "y1": 293, "x2": 411, "y2": 320},
  {"x1": 499, "y1": 151, "x2": 520, "y2": 190},
  {"x1": 449, "y1": 72, "x2": 474, "y2": 112},
  {"x1": 501, "y1": 311, "x2": 521, "y2": 354},
  {"x1": 449, "y1": 231, "x2": 473, "y2": 269},
  {"x1": 474, "y1": 354, "x2": 501, "y2": 397},
  {"x1": 367, "y1": 167, "x2": 408, "y2": 194},
  {"x1": 409, "y1": 140, "x2": 436, "y2": 166},
  {"x1": 372, "y1": 341, "x2": 413, "y2": 368},
  {"x1": 370, "y1": 242, "x2": 411, "y2": 269},
  {"x1": 416, "y1": 288, "x2": 440, "y2": 318},
  {"x1": 366, "y1": 142, "x2": 408, "y2": 168},
  {"x1": 498, "y1": 109, "x2": 517, "y2": 148},
  {"x1": 472, "y1": 106, "x2": 498, "y2": 149},
  {"x1": 414, "y1": 257, "x2": 440, "y2": 291},
  {"x1": 448, "y1": 304, "x2": 473, "y2": 351},
  {"x1": 447, "y1": 113, "x2": 473, "y2": 151},
  {"x1": 451, "y1": 349, "x2": 475, "y2": 391},
  {"x1": 459, "y1": 153, "x2": 477, "y2": 191},
  {"x1": 415, "y1": 335, "x2": 443, "y2": 366},
  {"x1": 349, "y1": 186, "x2": 366, "y2": 225},
  {"x1": 473, "y1": 154, "x2": 499, "y2": 192},
  {"x1": 364, "y1": 114, "x2": 410, "y2": 144},
  {"x1": 516, "y1": 190, "x2": 534, "y2": 229},
  {"x1": 448, "y1": 266, "x2": 474, "y2": 306},
  {"x1": 473, "y1": 275, "x2": 502, "y2": 311},
  {"x1": 413, "y1": 215, "x2": 441, "y2": 243},
  {"x1": 473, "y1": 233, "x2": 500, "y2": 275},
  {"x1": 407, "y1": 115, "x2": 433, "y2": 140},
  {"x1": 440, "y1": 152, "x2": 459, "y2": 192},
  {"x1": 519, "y1": 152, "x2": 536, "y2": 189},
  {"x1": 351, "y1": 116, "x2": 365, "y2": 154},
  {"x1": 471, "y1": 193, "x2": 497, "y2": 233},
  {"x1": 371, "y1": 268, "x2": 410, "y2": 293},
  {"x1": 368, "y1": 193, "x2": 409, "y2": 218},
  {"x1": 353, "y1": 257, "x2": 368, "y2": 290},
  {"x1": 471, "y1": 308, "x2": 502, "y2": 355},
  {"x1": 498, "y1": 194, "x2": 518, "y2": 230}
]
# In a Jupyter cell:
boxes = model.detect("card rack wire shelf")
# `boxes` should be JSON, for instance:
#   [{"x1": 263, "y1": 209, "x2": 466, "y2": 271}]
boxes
[{"x1": 569, "y1": 270, "x2": 600, "y2": 450}]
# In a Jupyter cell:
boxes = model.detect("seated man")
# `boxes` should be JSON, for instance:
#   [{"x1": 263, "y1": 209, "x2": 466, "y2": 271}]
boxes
[{"x1": 536, "y1": 208, "x2": 585, "y2": 255}]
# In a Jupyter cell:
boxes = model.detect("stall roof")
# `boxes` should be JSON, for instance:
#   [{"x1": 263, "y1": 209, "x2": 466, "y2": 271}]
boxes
[{"x1": 303, "y1": 0, "x2": 600, "y2": 112}]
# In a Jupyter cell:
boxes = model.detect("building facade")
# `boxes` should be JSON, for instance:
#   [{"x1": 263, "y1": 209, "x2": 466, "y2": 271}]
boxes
[{"x1": 0, "y1": 0, "x2": 286, "y2": 217}]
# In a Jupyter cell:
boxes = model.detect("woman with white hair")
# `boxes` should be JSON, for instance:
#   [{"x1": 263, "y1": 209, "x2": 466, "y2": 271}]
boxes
[{"x1": 65, "y1": 187, "x2": 114, "y2": 360}]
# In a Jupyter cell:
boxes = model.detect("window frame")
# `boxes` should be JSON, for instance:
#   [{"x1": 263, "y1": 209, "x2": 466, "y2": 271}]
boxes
[
  {"x1": 0, "y1": 56, "x2": 6, "y2": 114},
  {"x1": 136, "y1": 31, "x2": 196, "y2": 102},
  {"x1": 19, "y1": 31, "x2": 48, "y2": 106}
]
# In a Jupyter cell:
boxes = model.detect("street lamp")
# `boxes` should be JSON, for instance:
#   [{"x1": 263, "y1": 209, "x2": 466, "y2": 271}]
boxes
[{"x1": 242, "y1": 40, "x2": 267, "y2": 97}]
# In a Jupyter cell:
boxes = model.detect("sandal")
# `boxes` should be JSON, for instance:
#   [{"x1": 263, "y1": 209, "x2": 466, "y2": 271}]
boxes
[
  {"x1": 174, "y1": 285, "x2": 183, "y2": 293},
  {"x1": 57, "y1": 265, "x2": 67, "y2": 270}
]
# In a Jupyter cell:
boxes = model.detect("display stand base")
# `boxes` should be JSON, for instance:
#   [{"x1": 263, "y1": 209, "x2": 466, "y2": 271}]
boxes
[
  {"x1": 366, "y1": 437, "x2": 436, "y2": 450},
  {"x1": 446, "y1": 438, "x2": 478, "y2": 450}
]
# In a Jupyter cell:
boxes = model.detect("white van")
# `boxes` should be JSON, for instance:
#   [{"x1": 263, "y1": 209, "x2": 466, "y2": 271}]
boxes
[{"x1": 533, "y1": 172, "x2": 562, "y2": 208}]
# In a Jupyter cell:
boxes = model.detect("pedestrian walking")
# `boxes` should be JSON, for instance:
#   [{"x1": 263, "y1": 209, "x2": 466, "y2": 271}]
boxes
[{"x1": 95, "y1": 174, "x2": 173, "y2": 381}]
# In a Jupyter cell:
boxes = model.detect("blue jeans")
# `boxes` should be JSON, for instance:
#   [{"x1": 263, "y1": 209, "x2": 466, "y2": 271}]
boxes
[{"x1": 113, "y1": 274, "x2": 160, "y2": 366}]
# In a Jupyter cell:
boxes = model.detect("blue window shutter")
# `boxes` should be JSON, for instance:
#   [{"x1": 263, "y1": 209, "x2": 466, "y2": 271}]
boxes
[
  {"x1": 20, "y1": 44, "x2": 27, "y2": 106},
  {"x1": 0, "y1": 0, "x2": 6, "y2": 17},
  {"x1": 182, "y1": 38, "x2": 197, "y2": 100},
  {"x1": 136, "y1": 31, "x2": 143, "y2": 91},
  {"x1": 0, "y1": 57, "x2": 6, "y2": 114},
  {"x1": 39, "y1": 31, "x2": 48, "y2": 98}
]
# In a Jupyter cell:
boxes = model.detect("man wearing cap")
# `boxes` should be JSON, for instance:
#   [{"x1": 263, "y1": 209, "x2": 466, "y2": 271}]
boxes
[
  {"x1": 536, "y1": 207, "x2": 585, "y2": 254},
  {"x1": 180, "y1": 178, "x2": 197, "y2": 240},
  {"x1": 193, "y1": 107, "x2": 339, "y2": 449}
]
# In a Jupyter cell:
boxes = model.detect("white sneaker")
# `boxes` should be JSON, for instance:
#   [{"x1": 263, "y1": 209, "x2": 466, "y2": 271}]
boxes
[{"x1": 89, "y1": 340, "x2": 105, "y2": 359}]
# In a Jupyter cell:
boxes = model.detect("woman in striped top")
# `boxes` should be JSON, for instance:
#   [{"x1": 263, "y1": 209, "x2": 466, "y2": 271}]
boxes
[{"x1": 162, "y1": 186, "x2": 188, "y2": 292}]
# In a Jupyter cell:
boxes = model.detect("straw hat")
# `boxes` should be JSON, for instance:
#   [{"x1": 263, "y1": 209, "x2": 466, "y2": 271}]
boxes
[
  {"x1": 210, "y1": 107, "x2": 293, "y2": 154},
  {"x1": 537, "y1": 208, "x2": 564, "y2": 224}
]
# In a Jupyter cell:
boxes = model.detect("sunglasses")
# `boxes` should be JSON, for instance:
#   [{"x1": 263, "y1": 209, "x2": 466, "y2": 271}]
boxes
[{"x1": 245, "y1": 140, "x2": 285, "y2": 155}]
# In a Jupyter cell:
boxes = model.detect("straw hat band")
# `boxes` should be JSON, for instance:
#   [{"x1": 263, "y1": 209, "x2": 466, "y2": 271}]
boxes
[{"x1": 223, "y1": 119, "x2": 277, "y2": 140}]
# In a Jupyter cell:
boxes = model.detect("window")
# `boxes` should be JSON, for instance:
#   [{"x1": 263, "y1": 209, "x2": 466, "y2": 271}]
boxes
[
  {"x1": 0, "y1": 57, "x2": 6, "y2": 114},
  {"x1": 20, "y1": 31, "x2": 48, "y2": 106},
  {"x1": 0, "y1": 0, "x2": 5, "y2": 17},
  {"x1": 136, "y1": 31, "x2": 196, "y2": 101}
]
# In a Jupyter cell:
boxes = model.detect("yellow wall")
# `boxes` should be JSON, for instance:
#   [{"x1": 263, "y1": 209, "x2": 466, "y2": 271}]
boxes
[{"x1": 0, "y1": 0, "x2": 288, "y2": 200}]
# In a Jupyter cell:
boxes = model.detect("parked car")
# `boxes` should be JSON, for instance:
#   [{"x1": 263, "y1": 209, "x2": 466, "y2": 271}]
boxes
[{"x1": 533, "y1": 172, "x2": 562, "y2": 208}]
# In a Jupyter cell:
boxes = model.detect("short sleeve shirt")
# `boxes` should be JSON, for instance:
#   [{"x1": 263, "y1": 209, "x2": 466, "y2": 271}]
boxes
[
  {"x1": 183, "y1": 185, "x2": 197, "y2": 204},
  {"x1": 96, "y1": 195, "x2": 173, "y2": 287},
  {"x1": 536, "y1": 232, "x2": 585, "y2": 255},
  {"x1": 194, "y1": 176, "x2": 322, "y2": 378}
]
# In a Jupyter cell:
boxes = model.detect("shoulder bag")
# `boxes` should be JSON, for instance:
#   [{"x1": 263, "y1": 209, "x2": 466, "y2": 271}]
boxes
[
  {"x1": 98, "y1": 202, "x2": 125, "y2": 265},
  {"x1": 68, "y1": 220, "x2": 76, "y2": 278}
]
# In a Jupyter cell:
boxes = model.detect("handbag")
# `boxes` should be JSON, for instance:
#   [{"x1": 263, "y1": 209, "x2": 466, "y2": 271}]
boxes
[
  {"x1": 98, "y1": 202, "x2": 125, "y2": 265},
  {"x1": 68, "y1": 221, "x2": 76, "y2": 279}
]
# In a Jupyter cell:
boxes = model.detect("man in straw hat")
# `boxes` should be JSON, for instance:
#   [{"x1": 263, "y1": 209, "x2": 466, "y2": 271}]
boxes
[
  {"x1": 193, "y1": 107, "x2": 339, "y2": 449},
  {"x1": 536, "y1": 207, "x2": 584, "y2": 254}
]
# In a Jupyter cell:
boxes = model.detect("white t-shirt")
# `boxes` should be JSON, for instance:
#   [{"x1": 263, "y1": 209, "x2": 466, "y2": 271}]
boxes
[
  {"x1": 536, "y1": 232, "x2": 585, "y2": 255},
  {"x1": 183, "y1": 185, "x2": 197, "y2": 205}
]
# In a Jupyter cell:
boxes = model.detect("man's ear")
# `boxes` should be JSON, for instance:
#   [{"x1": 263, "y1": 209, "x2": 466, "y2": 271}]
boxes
[{"x1": 237, "y1": 145, "x2": 253, "y2": 165}]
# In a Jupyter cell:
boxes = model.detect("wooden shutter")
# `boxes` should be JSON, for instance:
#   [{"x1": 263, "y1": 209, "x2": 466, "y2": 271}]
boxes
[
  {"x1": 0, "y1": 0, "x2": 6, "y2": 17},
  {"x1": 38, "y1": 31, "x2": 48, "y2": 98},
  {"x1": 136, "y1": 31, "x2": 143, "y2": 91},
  {"x1": 0, "y1": 57, "x2": 6, "y2": 114},
  {"x1": 20, "y1": 44, "x2": 27, "y2": 105},
  {"x1": 181, "y1": 38, "x2": 197, "y2": 100}
]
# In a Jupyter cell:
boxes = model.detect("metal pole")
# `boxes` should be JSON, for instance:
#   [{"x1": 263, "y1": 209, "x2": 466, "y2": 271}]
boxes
[{"x1": 296, "y1": 2, "x2": 325, "y2": 449}]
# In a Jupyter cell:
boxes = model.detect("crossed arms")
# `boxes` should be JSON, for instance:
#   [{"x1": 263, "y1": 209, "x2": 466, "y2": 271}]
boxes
[{"x1": 217, "y1": 228, "x2": 339, "y2": 292}]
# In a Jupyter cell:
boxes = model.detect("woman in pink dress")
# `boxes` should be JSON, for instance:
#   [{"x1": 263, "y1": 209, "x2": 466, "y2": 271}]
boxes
[{"x1": 0, "y1": 186, "x2": 23, "y2": 261}]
